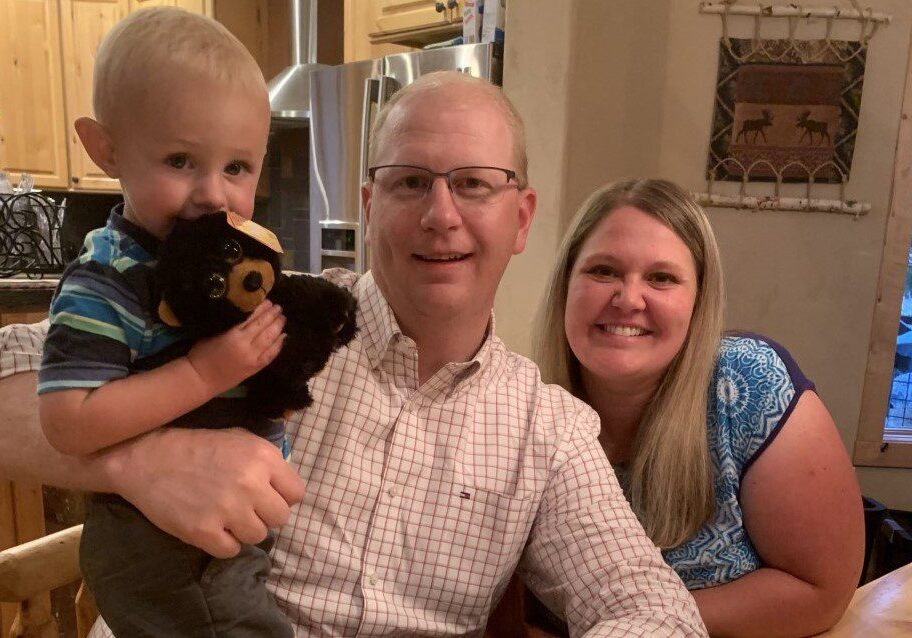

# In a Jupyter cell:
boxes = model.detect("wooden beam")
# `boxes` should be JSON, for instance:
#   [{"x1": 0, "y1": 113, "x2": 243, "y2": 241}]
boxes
[{"x1": 853, "y1": 25, "x2": 912, "y2": 468}]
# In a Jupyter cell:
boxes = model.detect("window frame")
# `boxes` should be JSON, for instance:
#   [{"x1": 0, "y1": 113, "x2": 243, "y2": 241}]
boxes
[{"x1": 855, "y1": 41, "x2": 912, "y2": 468}]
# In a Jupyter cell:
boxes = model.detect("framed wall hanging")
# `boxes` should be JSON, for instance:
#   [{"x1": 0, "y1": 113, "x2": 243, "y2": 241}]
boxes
[
  {"x1": 697, "y1": 1, "x2": 890, "y2": 215},
  {"x1": 709, "y1": 38, "x2": 864, "y2": 184}
]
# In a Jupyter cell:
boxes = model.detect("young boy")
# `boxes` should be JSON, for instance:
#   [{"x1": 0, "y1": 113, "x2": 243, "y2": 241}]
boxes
[{"x1": 38, "y1": 8, "x2": 294, "y2": 637}]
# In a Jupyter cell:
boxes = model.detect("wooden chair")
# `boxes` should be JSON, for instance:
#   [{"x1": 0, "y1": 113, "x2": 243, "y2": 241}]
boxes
[
  {"x1": 1, "y1": 528, "x2": 560, "y2": 638},
  {"x1": 0, "y1": 525, "x2": 97, "y2": 638}
]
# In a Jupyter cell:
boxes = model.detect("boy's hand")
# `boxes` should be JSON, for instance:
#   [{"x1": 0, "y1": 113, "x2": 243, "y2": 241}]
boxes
[{"x1": 186, "y1": 300, "x2": 286, "y2": 396}]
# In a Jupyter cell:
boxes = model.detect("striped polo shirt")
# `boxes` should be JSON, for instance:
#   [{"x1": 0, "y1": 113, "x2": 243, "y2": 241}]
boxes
[{"x1": 39, "y1": 206, "x2": 183, "y2": 394}]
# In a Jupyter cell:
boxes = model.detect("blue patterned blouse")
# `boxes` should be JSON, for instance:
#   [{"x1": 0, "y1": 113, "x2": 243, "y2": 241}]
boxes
[{"x1": 662, "y1": 333, "x2": 814, "y2": 589}]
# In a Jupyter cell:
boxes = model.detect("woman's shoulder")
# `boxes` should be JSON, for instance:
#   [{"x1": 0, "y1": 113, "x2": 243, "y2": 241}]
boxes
[
  {"x1": 717, "y1": 332, "x2": 813, "y2": 391},
  {"x1": 710, "y1": 332, "x2": 815, "y2": 467}
]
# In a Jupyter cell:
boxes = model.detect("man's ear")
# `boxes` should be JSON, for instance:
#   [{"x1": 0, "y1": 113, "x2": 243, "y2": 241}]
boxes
[
  {"x1": 512, "y1": 186, "x2": 537, "y2": 255},
  {"x1": 361, "y1": 181, "x2": 373, "y2": 224},
  {"x1": 74, "y1": 117, "x2": 119, "y2": 178}
]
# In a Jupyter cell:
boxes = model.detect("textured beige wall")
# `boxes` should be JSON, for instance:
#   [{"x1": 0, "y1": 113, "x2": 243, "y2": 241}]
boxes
[
  {"x1": 653, "y1": 0, "x2": 912, "y2": 509},
  {"x1": 494, "y1": 3, "x2": 575, "y2": 352},
  {"x1": 498, "y1": 0, "x2": 912, "y2": 509}
]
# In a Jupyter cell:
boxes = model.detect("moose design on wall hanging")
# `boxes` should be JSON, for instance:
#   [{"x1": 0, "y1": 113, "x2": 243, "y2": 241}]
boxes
[{"x1": 708, "y1": 38, "x2": 865, "y2": 184}]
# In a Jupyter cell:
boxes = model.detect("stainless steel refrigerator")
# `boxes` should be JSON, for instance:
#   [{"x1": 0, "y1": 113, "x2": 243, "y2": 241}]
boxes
[{"x1": 307, "y1": 43, "x2": 503, "y2": 274}]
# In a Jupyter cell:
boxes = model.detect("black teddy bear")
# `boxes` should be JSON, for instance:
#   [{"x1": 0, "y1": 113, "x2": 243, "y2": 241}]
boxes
[{"x1": 155, "y1": 211, "x2": 358, "y2": 418}]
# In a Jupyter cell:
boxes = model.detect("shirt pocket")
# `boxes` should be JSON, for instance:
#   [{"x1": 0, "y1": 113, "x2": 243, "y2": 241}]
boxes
[
  {"x1": 451, "y1": 482, "x2": 534, "y2": 551},
  {"x1": 414, "y1": 480, "x2": 534, "y2": 626}
]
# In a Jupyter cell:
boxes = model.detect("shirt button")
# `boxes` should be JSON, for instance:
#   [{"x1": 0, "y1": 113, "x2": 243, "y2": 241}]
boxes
[
  {"x1": 367, "y1": 573, "x2": 378, "y2": 586},
  {"x1": 387, "y1": 485, "x2": 399, "y2": 498}
]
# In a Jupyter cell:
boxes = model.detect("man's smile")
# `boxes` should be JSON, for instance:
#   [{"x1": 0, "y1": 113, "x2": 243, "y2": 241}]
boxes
[{"x1": 413, "y1": 252, "x2": 472, "y2": 262}]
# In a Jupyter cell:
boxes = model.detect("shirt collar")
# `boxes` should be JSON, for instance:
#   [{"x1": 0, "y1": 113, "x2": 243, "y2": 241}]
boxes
[
  {"x1": 355, "y1": 271, "x2": 496, "y2": 388},
  {"x1": 354, "y1": 271, "x2": 403, "y2": 371},
  {"x1": 108, "y1": 203, "x2": 160, "y2": 256}
]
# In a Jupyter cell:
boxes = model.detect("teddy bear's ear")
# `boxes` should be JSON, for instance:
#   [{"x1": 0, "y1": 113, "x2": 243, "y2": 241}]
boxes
[
  {"x1": 157, "y1": 300, "x2": 182, "y2": 327},
  {"x1": 225, "y1": 211, "x2": 283, "y2": 254}
]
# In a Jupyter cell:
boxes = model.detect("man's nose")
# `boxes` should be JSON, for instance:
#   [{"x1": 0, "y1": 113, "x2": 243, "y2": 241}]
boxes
[
  {"x1": 611, "y1": 280, "x2": 647, "y2": 312},
  {"x1": 192, "y1": 173, "x2": 228, "y2": 213},
  {"x1": 419, "y1": 177, "x2": 462, "y2": 232}
]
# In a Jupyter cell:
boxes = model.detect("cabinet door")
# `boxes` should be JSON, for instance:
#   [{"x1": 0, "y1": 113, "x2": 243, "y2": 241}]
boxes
[
  {"x1": 371, "y1": 0, "x2": 455, "y2": 36},
  {"x1": 0, "y1": 0, "x2": 70, "y2": 189},
  {"x1": 345, "y1": 0, "x2": 412, "y2": 62},
  {"x1": 129, "y1": 0, "x2": 212, "y2": 16},
  {"x1": 59, "y1": 0, "x2": 129, "y2": 191},
  {"x1": 212, "y1": 0, "x2": 268, "y2": 73}
]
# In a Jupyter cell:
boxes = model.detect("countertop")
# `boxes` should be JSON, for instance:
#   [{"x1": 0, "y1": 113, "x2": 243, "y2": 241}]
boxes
[{"x1": 0, "y1": 278, "x2": 57, "y2": 312}]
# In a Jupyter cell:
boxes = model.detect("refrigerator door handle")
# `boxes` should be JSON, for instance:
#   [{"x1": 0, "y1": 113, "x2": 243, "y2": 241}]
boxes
[
  {"x1": 360, "y1": 77, "x2": 380, "y2": 182},
  {"x1": 377, "y1": 73, "x2": 402, "y2": 110},
  {"x1": 358, "y1": 77, "x2": 381, "y2": 273}
]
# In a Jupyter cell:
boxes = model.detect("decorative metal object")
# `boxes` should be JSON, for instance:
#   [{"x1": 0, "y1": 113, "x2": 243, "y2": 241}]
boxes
[{"x1": 0, "y1": 192, "x2": 67, "y2": 278}]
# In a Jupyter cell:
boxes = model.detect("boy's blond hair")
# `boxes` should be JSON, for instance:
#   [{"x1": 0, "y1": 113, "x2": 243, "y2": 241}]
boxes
[{"x1": 93, "y1": 7, "x2": 266, "y2": 128}]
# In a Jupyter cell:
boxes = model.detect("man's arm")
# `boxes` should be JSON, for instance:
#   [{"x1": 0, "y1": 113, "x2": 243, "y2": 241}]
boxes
[
  {"x1": 0, "y1": 325, "x2": 306, "y2": 559},
  {"x1": 0, "y1": 370, "x2": 103, "y2": 488},
  {"x1": 520, "y1": 409, "x2": 707, "y2": 637}
]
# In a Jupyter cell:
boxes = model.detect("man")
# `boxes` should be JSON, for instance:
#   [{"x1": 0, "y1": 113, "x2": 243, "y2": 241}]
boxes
[{"x1": 0, "y1": 72, "x2": 706, "y2": 636}]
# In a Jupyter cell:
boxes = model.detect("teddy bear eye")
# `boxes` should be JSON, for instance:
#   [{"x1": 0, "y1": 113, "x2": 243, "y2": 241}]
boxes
[
  {"x1": 207, "y1": 273, "x2": 228, "y2": 299},
  {"x1": 222, "y1": 239, "x2": 243, "y2": 264}
]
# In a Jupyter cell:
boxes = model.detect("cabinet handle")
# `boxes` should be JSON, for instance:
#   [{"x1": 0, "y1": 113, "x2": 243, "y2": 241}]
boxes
[
  {"x1": 435, "y1": 2, "x2": 445, "y2": 12},
  {"x1": 447, "y1": 0, "x2": 458, "y2": 9},
  {"x1": 71, "y1": 176, "x2": 80, "y2": 184}
]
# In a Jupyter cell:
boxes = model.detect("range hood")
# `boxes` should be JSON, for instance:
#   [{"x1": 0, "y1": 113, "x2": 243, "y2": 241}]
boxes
[{"x1": 267, "y1": 0, "x2": 327, "y2": 120}]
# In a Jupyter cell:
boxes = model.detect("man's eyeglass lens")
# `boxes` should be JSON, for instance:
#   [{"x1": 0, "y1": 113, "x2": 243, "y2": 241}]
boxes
[{"x1": 370, "y1": 166, "x2": 516, "y2": 205}]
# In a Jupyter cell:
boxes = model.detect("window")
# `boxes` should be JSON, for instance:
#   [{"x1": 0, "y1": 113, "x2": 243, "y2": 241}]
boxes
[
  {"x1": 855, "y1": 62, "x2": 912, "y2": 467},
  {"x1": 886, "y1": 246, "x2": 912, "y2": 443}
]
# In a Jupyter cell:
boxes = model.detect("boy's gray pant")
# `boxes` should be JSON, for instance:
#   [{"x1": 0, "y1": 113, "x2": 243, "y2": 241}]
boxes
[{"x1": 80, "y1": 494, "x2": 294, "y2": 638}]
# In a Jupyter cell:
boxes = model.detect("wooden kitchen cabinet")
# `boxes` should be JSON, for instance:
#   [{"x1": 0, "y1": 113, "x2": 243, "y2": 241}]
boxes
[
  {"x1": 130, "y1": 0, "x2": 211, "y2": 12},
  {"x1": 0, "y1": 0, "x2": 71, "y2": 189},
  {"x1": 60, "y1": 0, "x2": 215, "y2": 191},
  {"x1": 0, "y1": 0, "x2": 239, "y2": 193},
  {"x1": 368, "y1": 0, "x2": 462, "y2": 47},
  {"x1": 59, "y1": 0, "x2": 130, "y2": 191}
]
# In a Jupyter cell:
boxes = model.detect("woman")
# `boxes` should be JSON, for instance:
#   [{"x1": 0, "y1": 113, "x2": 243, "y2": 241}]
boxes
[{"x1": 531, "y1": 178, "x2": 863, "y2": 637}]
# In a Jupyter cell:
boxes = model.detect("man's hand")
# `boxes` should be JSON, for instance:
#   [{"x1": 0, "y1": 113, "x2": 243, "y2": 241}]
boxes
[
  {"x1": 186, "y1": 300, "x2": 287, "y2": 397},
  {"x1": 100, "y1": 426, "x2": 306, "y2": 558}
]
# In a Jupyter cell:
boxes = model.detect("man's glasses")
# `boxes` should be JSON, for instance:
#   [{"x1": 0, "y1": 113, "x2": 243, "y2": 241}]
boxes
[{"x1": 367, "y1": 165, "x2": 520, "y2": 206}]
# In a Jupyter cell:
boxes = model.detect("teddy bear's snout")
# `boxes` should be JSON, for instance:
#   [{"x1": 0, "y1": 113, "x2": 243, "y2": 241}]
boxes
[
  {"x1": 226, "y1": 259, "x2": 275, "y2": 312},
  {"x1": 243, "y1": 271, "x2": 263, "y2": 292}
]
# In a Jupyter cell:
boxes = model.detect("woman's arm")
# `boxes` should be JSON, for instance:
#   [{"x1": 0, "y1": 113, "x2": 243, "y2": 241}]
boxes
[{"x1": 692, "y1": 391, "x2": 863, "y2": 637}]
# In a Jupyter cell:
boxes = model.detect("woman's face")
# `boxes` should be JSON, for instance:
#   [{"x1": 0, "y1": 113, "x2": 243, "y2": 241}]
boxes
[{"x1": 564, "y1": 205, "x2": 699, "y2": 392}]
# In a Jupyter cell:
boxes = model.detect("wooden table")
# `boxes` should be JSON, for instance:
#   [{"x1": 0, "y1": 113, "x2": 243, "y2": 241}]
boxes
[{"x1": 821, "y1": 562, "x2": 912, "y2": 636}]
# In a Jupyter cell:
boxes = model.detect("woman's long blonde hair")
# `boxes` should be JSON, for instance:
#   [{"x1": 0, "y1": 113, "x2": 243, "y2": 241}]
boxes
[{"x1": 533, "y1": 178, "x2": 724, "y2": 548}]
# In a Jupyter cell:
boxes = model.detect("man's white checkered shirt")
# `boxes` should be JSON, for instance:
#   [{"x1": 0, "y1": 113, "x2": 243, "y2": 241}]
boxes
[{"x1": 0, "y1": 269, "x2": 705, "y2": 637}]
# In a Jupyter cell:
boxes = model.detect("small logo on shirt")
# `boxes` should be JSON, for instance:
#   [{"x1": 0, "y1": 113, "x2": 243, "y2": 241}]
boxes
[{"x1": 459, "y1": 489, "x2": 472, "y2": 500}]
